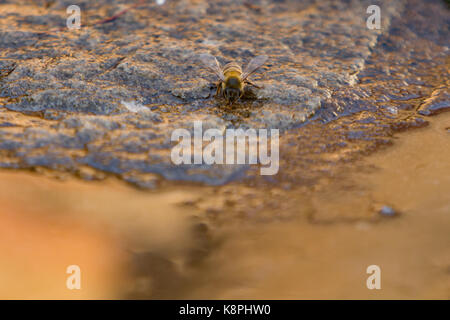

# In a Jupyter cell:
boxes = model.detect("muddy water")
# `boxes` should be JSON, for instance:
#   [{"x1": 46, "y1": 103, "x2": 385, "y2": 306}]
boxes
[
  {"x1": 0, "y1": 172, "x2": 200, "y2": 299},
  {"x1": 1, "y1": 112, "x2": 448, "y2": 299},
  {"x1": 184, "y1": 112, "x2": 450, "y2": 299}
]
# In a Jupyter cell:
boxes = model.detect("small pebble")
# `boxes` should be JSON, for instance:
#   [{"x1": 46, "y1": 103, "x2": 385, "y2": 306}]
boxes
[{"x1": 379, "y1": 205, "x2": 397, "y2": 217}]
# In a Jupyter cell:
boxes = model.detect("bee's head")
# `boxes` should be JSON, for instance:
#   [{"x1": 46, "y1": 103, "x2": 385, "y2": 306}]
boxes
[
  {"x1": 223, "y1": 76, "x2": 243, "y2": 103},
  {"x1": 223, "y1": 87, "x2": 241, "y2": 103}
]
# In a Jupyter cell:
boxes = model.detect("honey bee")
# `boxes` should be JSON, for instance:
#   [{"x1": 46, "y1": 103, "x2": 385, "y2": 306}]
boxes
[{"x1": 199, "y1": 53, "x2": 268, "y2": 104}]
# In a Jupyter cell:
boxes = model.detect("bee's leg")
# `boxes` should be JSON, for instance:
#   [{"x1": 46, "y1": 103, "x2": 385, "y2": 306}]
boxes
[
  {"x1": 244, "y1": 79, "x2": 261, "y2": 89},
  {"x1": 215, "y1": 81, "x2": 222, "y2": 97},
  {"x1": 226, "y1": 93, "x2": 232, "y2": 106}
]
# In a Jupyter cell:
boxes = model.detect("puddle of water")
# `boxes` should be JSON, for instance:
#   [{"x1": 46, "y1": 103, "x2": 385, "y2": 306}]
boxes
[
  {"x1": 181, "y1": 112, "x2": 450, "y2": 299},
  {"x1": 0, "y1": 112, "x2": 448, "y2": 299},
  {"x1": 0, "y1": 172, "x2": 201, "y2": 299}
]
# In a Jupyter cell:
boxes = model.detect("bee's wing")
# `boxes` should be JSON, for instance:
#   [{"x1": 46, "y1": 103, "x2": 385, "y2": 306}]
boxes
[
  {"x1": 242, "y1": 55, "x2": 268, "y2": 80},
  {"x1": 198, "y1": 53, "x2": 225, "y2": 81}
]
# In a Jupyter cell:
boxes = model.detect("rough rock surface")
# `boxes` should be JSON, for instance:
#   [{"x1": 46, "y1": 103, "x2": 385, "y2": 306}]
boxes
[{"x1": 0, "y1": 0, "x2": 448, "y2": 186}]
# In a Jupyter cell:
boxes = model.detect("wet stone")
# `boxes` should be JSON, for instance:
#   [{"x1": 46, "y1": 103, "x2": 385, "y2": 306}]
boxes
[
  {"x1": 418, "y1": 87, "x2": 450, "y2": 116},
  {"x1": 0, "y1": 0, "x2": 448, "y2": 187}
]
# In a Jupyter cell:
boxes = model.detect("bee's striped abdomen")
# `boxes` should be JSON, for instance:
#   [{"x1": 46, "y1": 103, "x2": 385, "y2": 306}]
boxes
[
  {"x1": 222, "y1": 62, "x2": 242, "y2": 78},
  {"x1": 221, "y1": 61, "x2": 244, "y2": 103}
]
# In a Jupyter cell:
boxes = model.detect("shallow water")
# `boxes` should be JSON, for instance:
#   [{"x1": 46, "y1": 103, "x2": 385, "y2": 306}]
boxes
[
  {"x1": 0, "y1": 111, "x2": 448, "y2": 299},
  {"x1": 181, "y1": 112, "x2": 450, "y2": 299}
]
